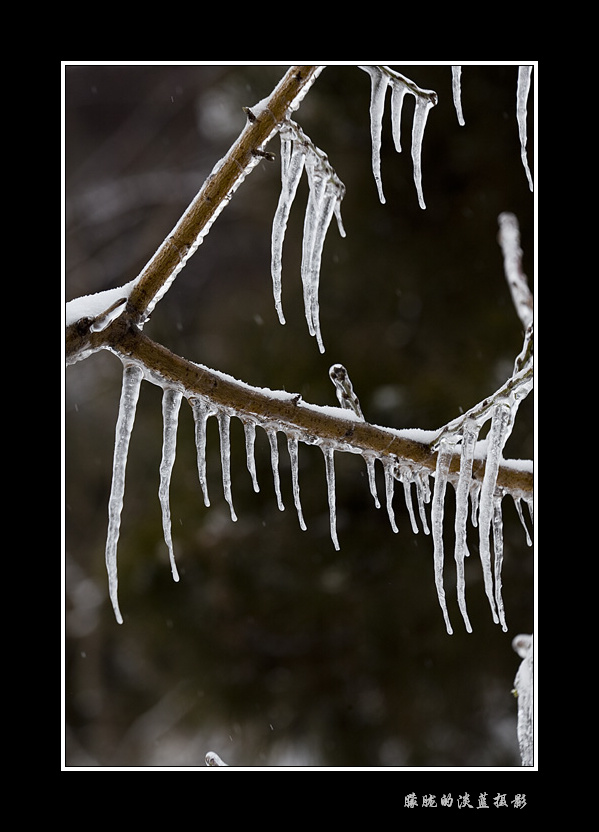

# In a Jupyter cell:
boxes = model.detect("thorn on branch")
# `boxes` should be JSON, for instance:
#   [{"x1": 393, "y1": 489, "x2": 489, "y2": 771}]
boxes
[{"x1": 252, "y1": 148, "x2": 276, "y2": 162}]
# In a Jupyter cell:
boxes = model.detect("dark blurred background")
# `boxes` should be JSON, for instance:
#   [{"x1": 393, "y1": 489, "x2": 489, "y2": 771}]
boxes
[{"x1": 64, "y1": 63, "x2": 534, "y2": 768}]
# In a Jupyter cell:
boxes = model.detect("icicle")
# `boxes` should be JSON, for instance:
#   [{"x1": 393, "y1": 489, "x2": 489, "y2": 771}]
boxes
[
  {"x1": 191, "y1": 397, "x2": 214, "y2": 507},
  {"x1": 243, "y1": 419, "x2": 260, "y2": 493},
  {"x1": 217, "y1": 411, "x2": 237, "y2": 522},
  {"x1": 451, "y1": 66, "x2": 465, "y2": 126},
  {"x1": 470, "y1": 480, "x2": 481, "y2": 528},
  {"x1": 452, "y1": 421, "x2": 478, "y2": 634},
  {"x1": 270, "y1": 119, "x2": 345, "y2": 352},
  {"x1": 105, "y1": 362, "x2": 144, "y2": 624},
  {"x1": 398, "y1": 466, "x2": 419, "y2": 534},
  {"x1": 271, "y1": 133, "x2": 306, "y2": 324},
  {"x1": 266, "y1": 428, "x2": 285, "y2": 511},
  {"x1": 411, "y1": 96, "x2": 434, "y2": 210},
  {"x1": 431, "y1": 440, "x2": 454, "y2": 635},
  {"x1": 159, "y1": 387, "x2": 183, "y2": 582},
  {"x1": 477, "y1": 402, "x2": 513, "y2": 626},
  {"x1": 360, "y1": 65, "x2": 390, "y2": 203},
  {"x1": 301, "y1": 157, "x2": 345, "y2": 354},
  {"x1": 512, "y1": 634, "x2": 534, "y2": 766},
  {"x1": 517, "y1": 66, "x2": 534, "y2": 192},
  {"x1": 513, "y1": 496, "x2": 533, "y2": 546},
  {"x1": 322, "y1": 447, "x2": 340, "y2": 550},
  {"x1": 287, "y1": 435, "x2": 307, "y2": 530},
  {"x1": 360, "y1": 65, "x2": 437, "y2": 208},
  {"x1": 329, "y1": 363, "x2": 364, "y2": 419},
  {"x1": 390, "y1": 82, "x2": 407, "y2": 152},
  {"x1": 383, "y1": 460, "x2": 399, "y2": 534},
  {"x1": 365, "y1": 455, "x2": 381, "y2": 509},
  {"x1": 492, "y1": 494, "x2": 507, "y2": 631},
  {"x1": 415, "y1": 472, "x2": 431, "y2": 535}
]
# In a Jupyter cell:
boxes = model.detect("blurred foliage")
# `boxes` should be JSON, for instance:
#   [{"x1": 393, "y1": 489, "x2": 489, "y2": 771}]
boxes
[{"x1": 64, "y1": 64, "x2": 534, "y2": 768}]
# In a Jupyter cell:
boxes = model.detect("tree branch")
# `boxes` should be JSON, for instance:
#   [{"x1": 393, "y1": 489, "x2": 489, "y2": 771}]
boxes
[
  {"x1": 85, "y1": 317, "x2": 533, "y2": 500},
  {"x1": 125, "y1": 66, "x2": 324, "y2": 326}
]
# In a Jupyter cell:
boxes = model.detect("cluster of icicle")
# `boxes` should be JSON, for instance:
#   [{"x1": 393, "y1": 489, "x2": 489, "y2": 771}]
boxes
[
  {"x1": 359, "y1": 65, "x2": 438, "y2": 209},
  {"x1": 104, "y1": 337, "x2": 532, "y2": 634},
  {"x1": 271, "y1": 117, "x2": 346, "y2": 354},
  {"x1": 104, "y1": 360, "x2": 440, "y2": 625}
]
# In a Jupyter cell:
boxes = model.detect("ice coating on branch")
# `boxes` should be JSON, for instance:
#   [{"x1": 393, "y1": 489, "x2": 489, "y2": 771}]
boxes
[
  {"x1": 517, "y1": 66, "x2": 534, "y2": 192},
  {"x1": 105, "y1": 362, "x2": 144, "y2": 623},
  {"x1": 159, "y1": 388, "x2": 183, "y2": 582},
  {"x1": 359, "y1": 66, "x2": 437, "y2": 209},
  {"x1": 451, "y1": 66, "x2": 465, "y2": 126},
  {"x1": 512, "y1": 634, "x2": 534, "y2": 766},
  {"x1": 271, "y1": 119, "x2": 345, "y2": 352}
]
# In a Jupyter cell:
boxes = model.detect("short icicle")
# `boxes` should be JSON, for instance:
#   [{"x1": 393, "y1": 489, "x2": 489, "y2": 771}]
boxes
[
  {"x1": 105, "y1": 362, "x2": 144, "y2": 624},
  {"x1": 383, "y1": 460, "x2": 399, "y2": 534},
  {"x1": 159, "y1": 387, "x2": 183, "y2": 582},
  {"x1": 399, "y1": 466, "x2": 420, "y2": 535},
  {"x1": 322, "y1": 447, "x2": 340, "y2": 550},
  {"x1": 365, "y1": 455, "x2": 381, "y2": 509}
]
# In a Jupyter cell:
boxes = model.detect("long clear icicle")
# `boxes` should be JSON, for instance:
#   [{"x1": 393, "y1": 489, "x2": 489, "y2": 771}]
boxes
[
  {"x1": 267, "y1": 428, "x2": 285, "y2": 511},
  {"x1": 301, "y1": 158, "x2": 345, "y2": 354},
  {"x1": 217, "y1": 411, "x2": 237, "y2": 522},
  {"x1": 452, "y1": 420, "x2": 478, "y2": 634},
  {"x1": 322, "y1": 447, "x2": 340, "y2": 550},
  {"x1": 431, "y1": 439, "x2": 455, "y2": 635},
  {"x1": 105, "y1": 362, "x2": 144, "y2": 624},
  {"x1": 191, "y1": 397, "x2": 214, "y2": 507},
  {"x1": 477, "y1": 402, "x2": 513, "y2": 630},
  {"x1": 271, "y1": 134, "x2": 306, "y2": 324},
  {"x1": 492, "y1": 495, "x2": 507, "y2": 630},
  {"x1": 287, "y1": 435, "x2": 307, "y2": 530},
  {"x1": 243, "y1": 419, "x2": 260, "y2": 493},
  {"x1": 517, "y1": 66, "x2": 534, "y2": 192},
  {"x1": 361, "y1": 65, "x2": 390, "y2": 203},
  {"x1": 159, "y1": 388, "x2": 183, "y2": 582}
]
